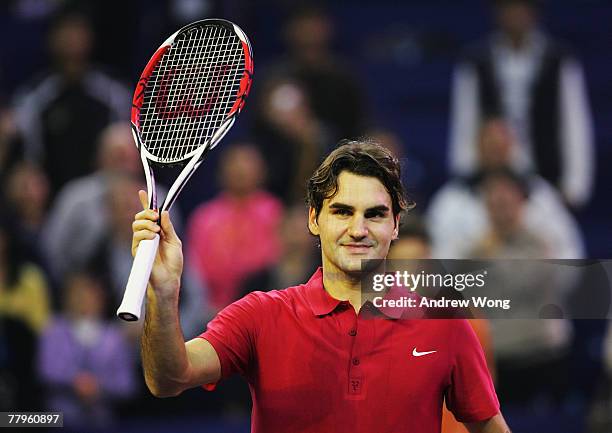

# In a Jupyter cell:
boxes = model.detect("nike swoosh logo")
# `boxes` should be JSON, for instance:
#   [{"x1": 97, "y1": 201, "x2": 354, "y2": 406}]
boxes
[{"x1": 412, "y1": 348, "x2": 437, "y2": 357}]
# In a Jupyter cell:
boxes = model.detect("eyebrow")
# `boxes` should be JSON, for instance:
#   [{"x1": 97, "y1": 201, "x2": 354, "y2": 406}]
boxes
[{"x1": 329, "y1": 202, "x2": 390, "y2": 213}]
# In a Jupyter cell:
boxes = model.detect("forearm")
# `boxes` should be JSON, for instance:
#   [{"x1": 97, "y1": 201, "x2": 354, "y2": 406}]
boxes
[{"x1": 141, "y1": 283, "x2": 191, "y2": 397}]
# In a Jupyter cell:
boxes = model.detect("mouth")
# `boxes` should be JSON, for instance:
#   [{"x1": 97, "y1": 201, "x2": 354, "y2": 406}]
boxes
[{"x1": 342, "y1": 243, "x2": 374, "y2": 254}]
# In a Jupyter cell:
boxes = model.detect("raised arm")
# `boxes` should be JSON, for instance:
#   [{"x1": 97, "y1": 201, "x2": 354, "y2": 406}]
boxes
[{"x1": 133, "y1": 190, "x2": 221, "y2": 397}]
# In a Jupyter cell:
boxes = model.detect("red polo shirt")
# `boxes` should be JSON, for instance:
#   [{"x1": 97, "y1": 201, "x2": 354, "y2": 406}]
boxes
[{"x1": 199, "y1": 268, "x2": 499, "y2": 433}]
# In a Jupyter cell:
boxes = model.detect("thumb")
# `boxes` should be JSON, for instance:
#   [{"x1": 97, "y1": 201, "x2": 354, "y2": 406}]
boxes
[{"x1": 159, "y1": 210, "x2": 180, "y2": 243}]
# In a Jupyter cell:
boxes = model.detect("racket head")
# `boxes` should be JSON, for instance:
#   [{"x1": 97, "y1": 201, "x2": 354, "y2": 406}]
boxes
[{"x1": 131, "y1": 19, "x2": 253, "y2": 164}]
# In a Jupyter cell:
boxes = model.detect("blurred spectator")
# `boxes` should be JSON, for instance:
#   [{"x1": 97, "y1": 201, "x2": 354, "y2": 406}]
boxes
[
  {"x1": 187, "y1": 143, "x2": 283, "y2": 311},
  {"x1": 13, "y1": 12, "x2": 130, "y2": 197},
  {"x1": 3, "y1": 161, "x2": 50, "y2": 267},
  {"x1": 42, "y1": 122, "x2": 140, "y2": 283},
  {"x1": 387, "y1": 216, "x2": 432, "y2": 260},
  {"x1": 467, "y1": 169, "x2": 572, "y2": 407},
  {"x1": 0, "y1": 219, "x2": 50, "y2": 334},
  {"x1": 275, "y1": 4, "x2": 366, "y2": 141},
  {"x1": 469, "y1": 169, "x2": 548, "y2": 258},
  {"x1": 388, "y1": 216, "x2": 495, "y2": 433},
  {"x1": 38, "y1": 271, "x2": 136, "y2": 430},
  {"x1": 428, "y1": 118, "x2": 584, "y2": 259},
  {"x1": 253, "y1": 77, "x2": 327, "y2": 203},
  {"x1": 87, "y1": 173, "x2": 145, "y2": 310},
  {"x1": 241, "y1": 203, "x2": 319, "y2": 295},
  {"x1": 449, "y1": 0, "x2": 594, "y2": 208},
  {"x1": 86, "y1": 174, "x2": 205, "y2": 338}
]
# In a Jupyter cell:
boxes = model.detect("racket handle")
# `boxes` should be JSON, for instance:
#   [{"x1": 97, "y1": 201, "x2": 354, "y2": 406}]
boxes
[{"x1": 117, "y1": 235, "x2": 160, "y2": 321}]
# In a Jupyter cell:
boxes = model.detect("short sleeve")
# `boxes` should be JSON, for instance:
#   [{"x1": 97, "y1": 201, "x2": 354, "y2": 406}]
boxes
[
  {"x1": 198, "y1": 292, "x2": 264, "y2": 381},
  {"x1": 445, "y1": 320, "x2": 500, "y2": 423}
]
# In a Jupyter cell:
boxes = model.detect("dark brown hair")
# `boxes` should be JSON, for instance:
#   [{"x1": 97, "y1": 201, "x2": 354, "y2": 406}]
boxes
[{"x1": 306, "y1": 139, "x2": 414, "y2": 220}]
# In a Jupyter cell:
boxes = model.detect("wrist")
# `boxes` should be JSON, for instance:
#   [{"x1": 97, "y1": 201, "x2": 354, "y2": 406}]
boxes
[{"x1": 148, "y1": 280, "x2": 180, "y2": 303}]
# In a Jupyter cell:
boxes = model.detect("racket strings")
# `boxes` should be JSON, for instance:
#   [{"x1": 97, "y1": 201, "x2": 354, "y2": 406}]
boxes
[{"x1": 140, "y1": 24, "x2": 245, "y2": 162}]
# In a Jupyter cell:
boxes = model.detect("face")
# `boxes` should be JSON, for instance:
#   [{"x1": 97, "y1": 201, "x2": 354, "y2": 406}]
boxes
[
  {"x1": 66, "y1": 275, "x2": 105, "y2": 319},
  {"x1": 483, "y1": 176, "x2": 525, "y2": 235},
  {"x1": 287, "y1": 14, "x2": 331, "y2": 56},
  {"x1": 51, "y1": 17, "x2": 93, "y2": 63},
  {"x1": 99, "y1": 124, "x2": 140, "y2": 175},
  {"x1": 478, "y1": 120, "x2": 513, "y2": 169},
  {"x1": 220, "y1": 145, "x2": 264, "y2": 196},
  {"x1": 388, "y1": 238, "x2": 431, "y2": 260},
  {"x1": 496, "y1": 3, "x2": 537, "y2": 39},
  {"x1": 309, "y1": 171, "x2": 399, "y2": 277}
]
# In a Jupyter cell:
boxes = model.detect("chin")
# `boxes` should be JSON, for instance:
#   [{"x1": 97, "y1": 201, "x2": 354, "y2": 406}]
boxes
[{"x1": 339, "y1": 257, "x2": 381, "y2": 275}]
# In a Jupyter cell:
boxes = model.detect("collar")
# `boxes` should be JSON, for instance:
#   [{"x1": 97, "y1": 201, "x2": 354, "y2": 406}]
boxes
[
  {"x1": 492, "y1": 28, "x2": 547, "y2": 57},
  {"x1": 304, "y1": 268, "x2": 414, "y2": 319},
  {"x1": 304, "y1": 268, "x2": 345, "y2": 316}
]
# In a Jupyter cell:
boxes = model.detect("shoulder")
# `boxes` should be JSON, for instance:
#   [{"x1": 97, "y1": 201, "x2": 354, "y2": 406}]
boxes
[
  {"x1": 428, "y1": 179, "x2": 474, "y2": 209},
  {"x1": 41, "y1": 316, "x2": 68, "y2": 338},
  {"x1": 257, "y1": 190, "x2": 283, "y2": 207},
  {"x1": 84, "y1": 67, "x2": 130, "y2": 91},
  {"x1": 53, "y1": 174, "x2": 107, "y2": 207},
  {"x1": 542, "y1": 34, "x2": 575, "y2": 60},
  {"x1": 13, "y1": 72, "x2": 62, "y2": 110}
]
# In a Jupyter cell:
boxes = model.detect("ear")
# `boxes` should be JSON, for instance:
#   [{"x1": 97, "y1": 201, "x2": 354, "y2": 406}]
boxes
[
  {"x1": 392, "y1": 214, "x2": 400, "y2": 240},
  {"x1": 308, "y1": 207, "x2": 320, "y2": 236}
]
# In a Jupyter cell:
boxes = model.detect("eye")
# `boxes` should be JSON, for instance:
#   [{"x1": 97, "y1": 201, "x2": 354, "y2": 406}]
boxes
[
  {"x1": 333, "y1": 208, "x2": 351, "y2": 216},
  {"x1": 365, "y1": 210, "x2": 386, "y2": 219}
]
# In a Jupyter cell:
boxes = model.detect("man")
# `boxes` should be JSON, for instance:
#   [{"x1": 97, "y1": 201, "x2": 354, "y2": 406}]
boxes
[
  {"x1": 43, "y1": 122, "x2": 140, "y2": 282},
  {"x1": 431, "y1": 118, "x2": 584, "y2": 259},
  {"x1": 448, "y1": 0, "x2": 594, "y2": 208},
  {"x1": 132, "y1": 141, "x2": 511, "y2": 432},
  {"x1": 14, "y1": 13, "x2": 130, "y2": 197},
  {"x1": 186, "y1": 143, "x2": 283, "y2": 311}
]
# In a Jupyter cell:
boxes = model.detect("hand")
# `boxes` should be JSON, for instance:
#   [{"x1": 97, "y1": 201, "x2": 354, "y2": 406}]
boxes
[{"x1": 132, "y1": 190, "x2": 184, "y2": 297}]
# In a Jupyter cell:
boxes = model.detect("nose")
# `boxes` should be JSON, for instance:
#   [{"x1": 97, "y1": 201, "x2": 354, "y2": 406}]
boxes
[{"x1": 348, "y1": 215, "x2": 368, "y2": 239}]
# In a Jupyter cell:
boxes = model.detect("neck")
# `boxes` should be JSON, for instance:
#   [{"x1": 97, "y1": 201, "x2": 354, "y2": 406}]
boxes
[
  {"x1": 60, "y1": 60, "x2": 86, "y2": 82},
  {"x1": 227, "y1": 190, "x2": 256, "y2": 202},
  {"x1": 322, "y1": 269, "x2": 363, "y2": 312},
  {"x1": 503, "y1": 30, "x2": 532, "y2": 51}
]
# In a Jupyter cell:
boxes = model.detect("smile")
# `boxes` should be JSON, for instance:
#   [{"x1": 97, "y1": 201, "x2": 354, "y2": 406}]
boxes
[{"x1": 342, "y1": 244, "x2": 374, "y2": 253}]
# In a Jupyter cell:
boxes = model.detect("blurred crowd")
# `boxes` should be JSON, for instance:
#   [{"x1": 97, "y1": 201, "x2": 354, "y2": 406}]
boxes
[{"x1": 0, "y1": 0, "x2": 610, "y2": 432}]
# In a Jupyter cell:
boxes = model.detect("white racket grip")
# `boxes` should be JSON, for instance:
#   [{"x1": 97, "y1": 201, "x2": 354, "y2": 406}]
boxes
[{"x1": 117, "y1": 235, "x2": 160, "y2": 321}]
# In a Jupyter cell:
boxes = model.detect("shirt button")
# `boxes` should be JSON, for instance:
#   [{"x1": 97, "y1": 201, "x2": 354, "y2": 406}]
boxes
[
  {"x1": 352, "y1": 358, "x2": 360, "y2": 366},
  {"x1": 348, "y1": 329, "x2": 357, "y2": 336}
]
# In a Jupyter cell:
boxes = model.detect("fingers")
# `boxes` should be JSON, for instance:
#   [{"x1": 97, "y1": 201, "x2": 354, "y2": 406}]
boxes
[
  {"x1": 132, "y1": 198, "x2": 159, "y2": 256},
  {"x1": 134, "y1": 208, "x2": 159, "y2": 224},
  {"x1": 132, "y1": 218, "x2": 160, "y2": 234},
  {"x1": 138, "y1": 190, "x2": 148, "y2": 210},
  {"x1": 132, "y1": 228, "x2": 159, "y2": 256}
]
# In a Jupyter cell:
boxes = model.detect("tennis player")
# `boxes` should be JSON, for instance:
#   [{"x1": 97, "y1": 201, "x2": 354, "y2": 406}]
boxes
[{"x1": 132, "y1": 140, "x2": 511, "y2": 432}]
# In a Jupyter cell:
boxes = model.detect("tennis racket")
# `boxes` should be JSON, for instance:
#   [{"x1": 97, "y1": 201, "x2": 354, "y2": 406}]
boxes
[{"x1": 117, "y1": 19, "x2": 253, "y2": 321}]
